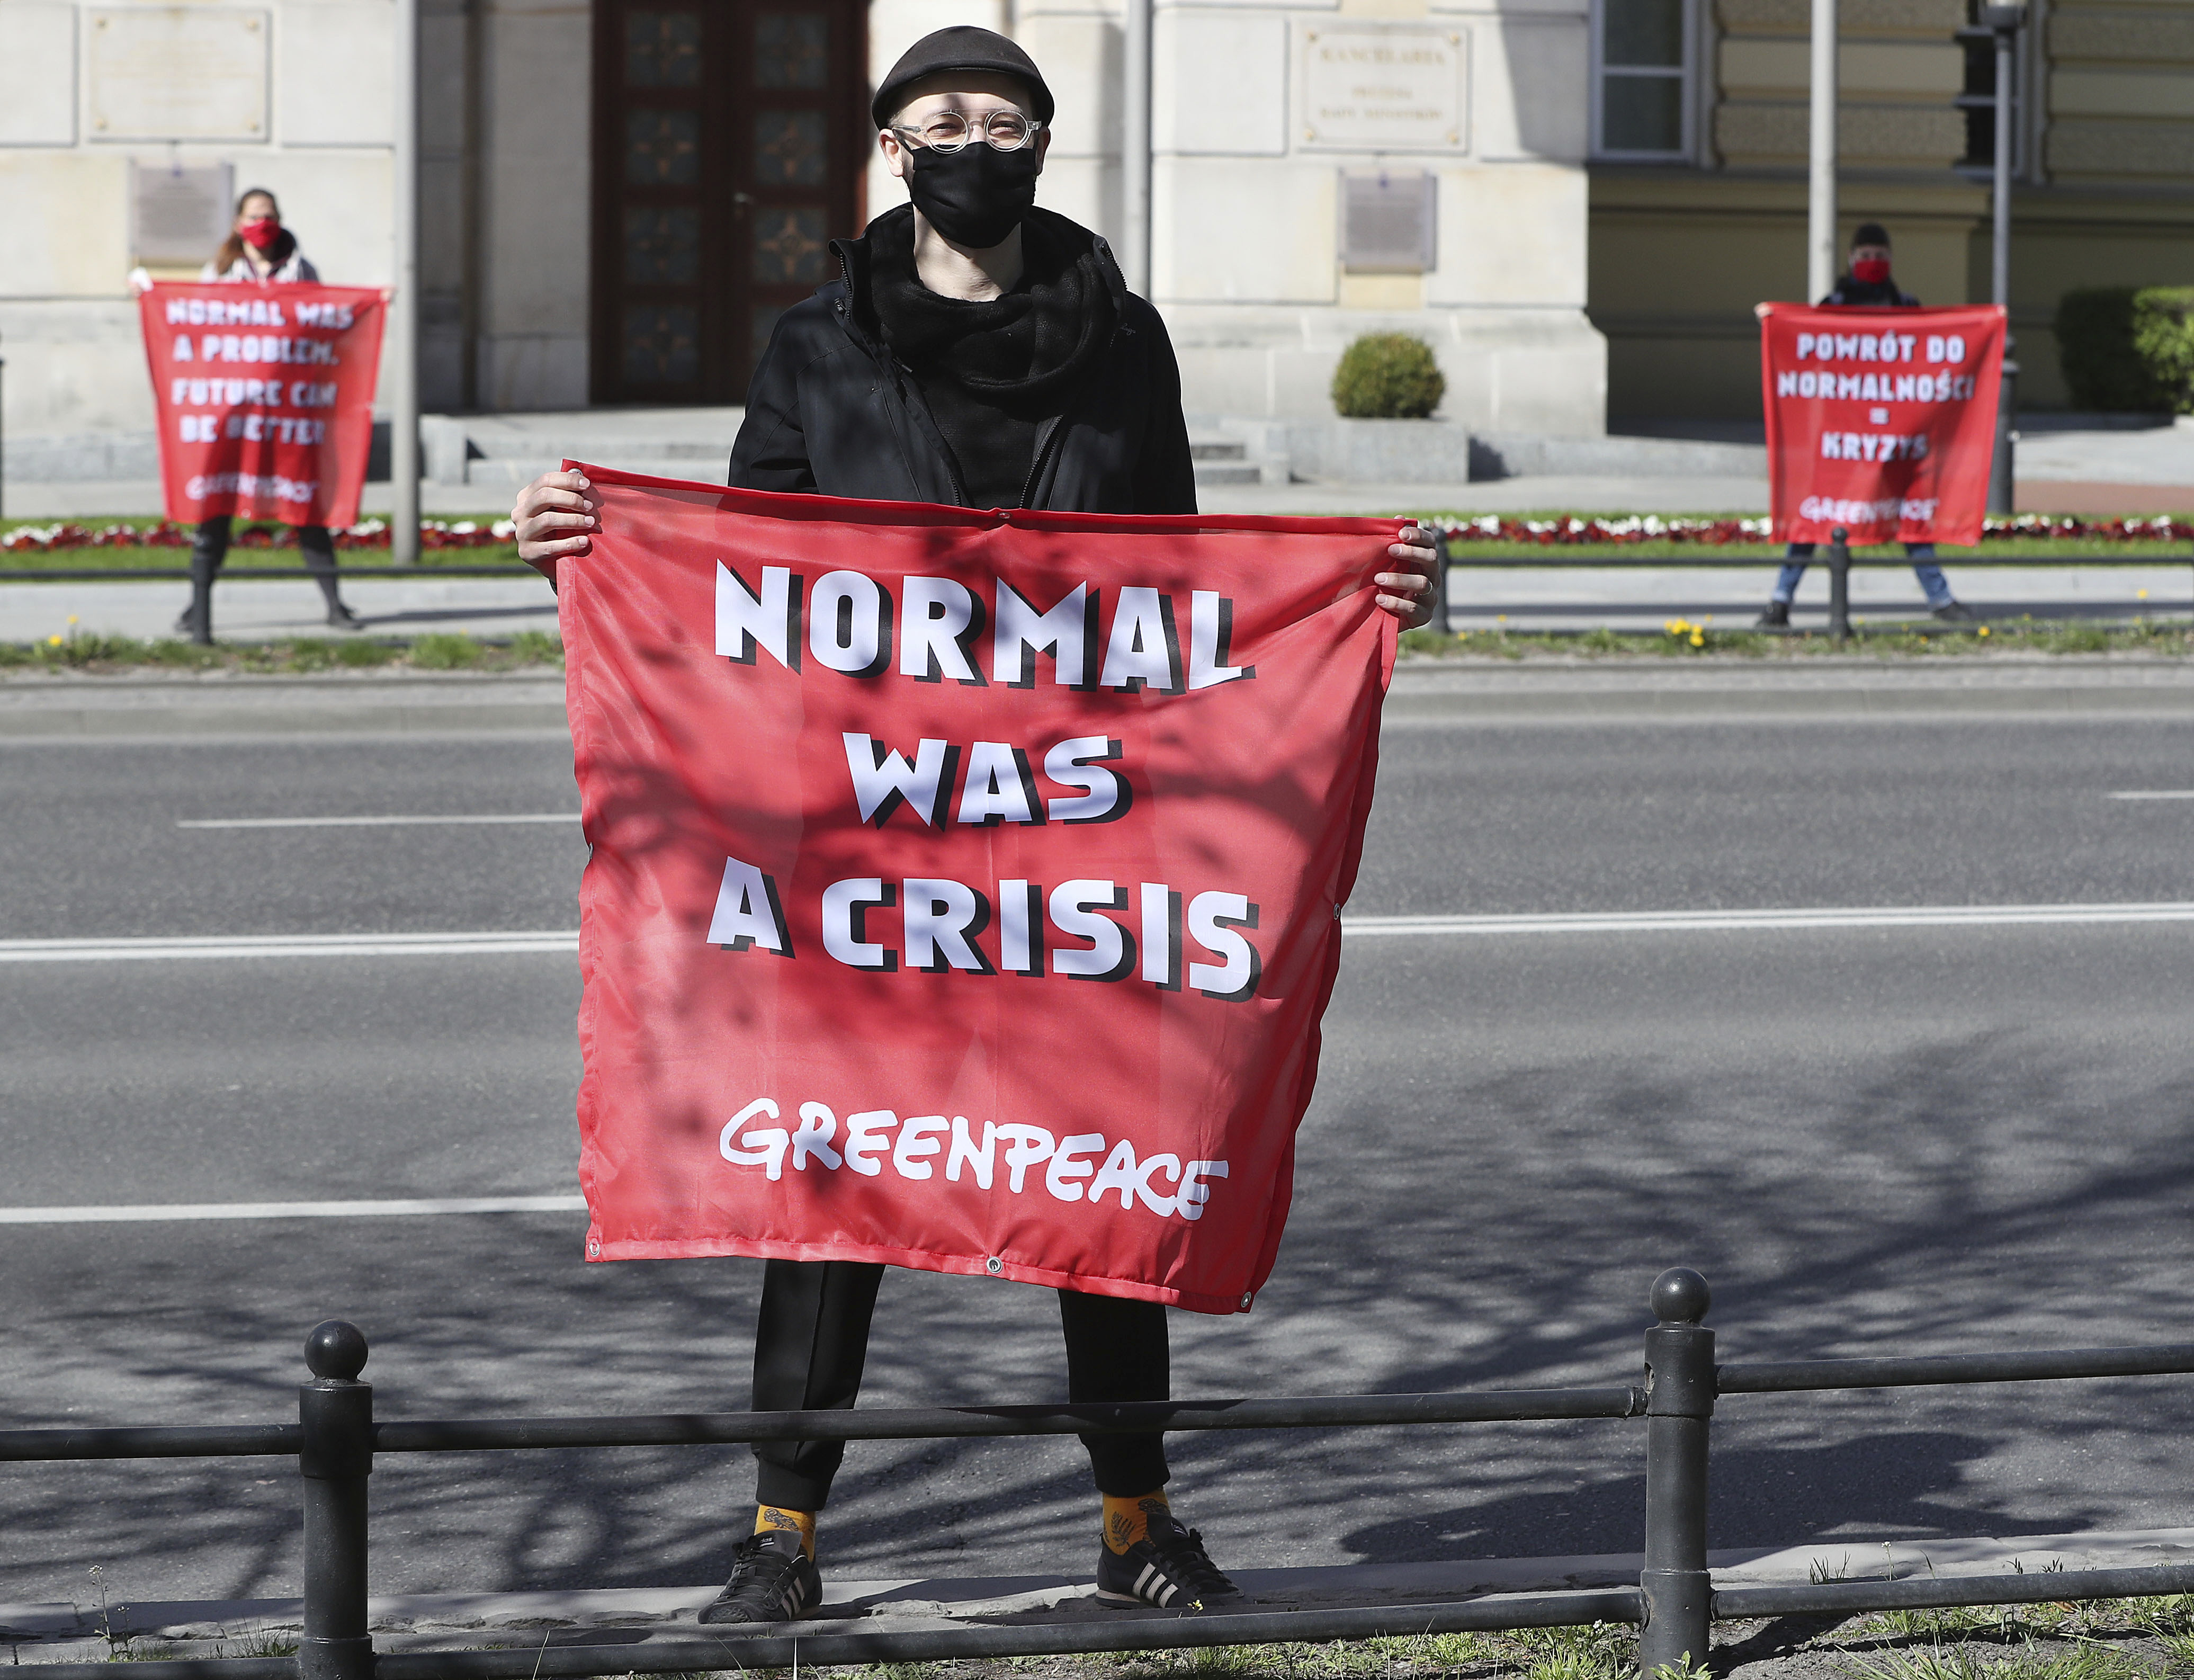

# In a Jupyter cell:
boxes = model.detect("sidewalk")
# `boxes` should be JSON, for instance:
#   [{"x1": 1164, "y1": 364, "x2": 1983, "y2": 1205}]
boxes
[
  {"x1": 5, "y1": 559, "x2": 2187, "y2": 647},
  {"x1": 7, "y1": 1527, "x2": 2189, "y2": 1664}
]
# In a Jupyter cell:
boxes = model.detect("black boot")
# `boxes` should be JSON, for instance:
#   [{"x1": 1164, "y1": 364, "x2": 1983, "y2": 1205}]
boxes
[
  {"x1": 1755, "y1": 600, "x2": 1790, "y2": 629},
  {"x1": 185, "y1": 516, "x2": 230, "y2": 645},
  {"x1": 300, "y1": 525, "x2": 360, "y2": 629}
]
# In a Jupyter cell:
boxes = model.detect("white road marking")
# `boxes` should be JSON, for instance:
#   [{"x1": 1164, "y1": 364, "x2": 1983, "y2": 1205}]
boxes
[
  {"x1": 177, "y1": 814, "x2": 581, "y2": 829},
  {"x1": 1343, "y1": 903, "x2": 2194, "y2": 936},
  {"x1": 0, "y1": 931, "x2": 578, "y2": 963},
  {"x1": 0, "y1": 1196, "x2": 587, "y2": 1226},
  {"x1": 7, "y1": 904, "x2": 2192, "y2": 965},
  {"x1": 2107, "y1": 792, "x2": 2194, "y2": 801}
]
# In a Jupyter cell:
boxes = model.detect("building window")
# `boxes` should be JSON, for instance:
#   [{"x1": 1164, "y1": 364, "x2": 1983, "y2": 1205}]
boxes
[
  {"x1": 1955, "y1": 1, "x2": 2029, "y2": 177},
  {"x1": 1593, "y1": 0, "x2": 1692, "y2": 160}
]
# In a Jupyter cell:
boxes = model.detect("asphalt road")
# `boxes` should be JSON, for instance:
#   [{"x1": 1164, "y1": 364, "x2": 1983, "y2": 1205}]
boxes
[{"x1": 3, "y1": 707, "x2": 2193, "y2": 1611}]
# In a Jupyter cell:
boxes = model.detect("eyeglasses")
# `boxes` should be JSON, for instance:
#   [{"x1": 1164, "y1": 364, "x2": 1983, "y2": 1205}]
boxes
[{"x1": 890, "y1": 111, "x2": 1042, "y2": 153}]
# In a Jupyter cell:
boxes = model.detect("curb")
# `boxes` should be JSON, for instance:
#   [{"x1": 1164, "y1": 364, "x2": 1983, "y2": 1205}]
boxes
[
  {"x1": 0, "y1": 673, "x2": 568, "y2": 738},
  {"x1": 5, "y1": 662, "x2": 2194, "y2": 739}
]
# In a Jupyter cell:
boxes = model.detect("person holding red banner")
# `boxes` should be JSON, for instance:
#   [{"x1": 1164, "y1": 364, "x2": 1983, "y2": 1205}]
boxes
[
  {"x1": 169, "y1": 189, "x2": 362, "y2": 642},
  {"x1": 1755, "y1": 224, "x2": 1971, "y2": 629},
  {"x1": 514, "y1": 22, "x2": 1439, "y2": 1632}
]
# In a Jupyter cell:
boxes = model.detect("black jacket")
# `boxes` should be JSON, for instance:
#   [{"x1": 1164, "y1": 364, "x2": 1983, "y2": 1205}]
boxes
[
  {"x1": 1821, "y1": 274, "x2": 1920, "y2": 307},
  {"x1": 727, "y1": 207, "x2": 1196, "y2": 514}
]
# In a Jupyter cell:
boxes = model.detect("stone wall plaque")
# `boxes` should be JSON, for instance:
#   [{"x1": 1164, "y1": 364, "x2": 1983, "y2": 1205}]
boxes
[
  {"x1": 89, "y1": 8, "x2": 270, "y2": 141},
  {"x1": 130, "y1": 160, "x2": 235, "y2": 264},
  {"x1": 1300, "y1": 24, "x2": 1468, "y2": 153}
]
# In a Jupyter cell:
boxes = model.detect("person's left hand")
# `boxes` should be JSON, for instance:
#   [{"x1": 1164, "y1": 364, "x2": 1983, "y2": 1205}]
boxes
[{"x1": 1376, "y1": 524, "x2": 1442, "y2": 629}]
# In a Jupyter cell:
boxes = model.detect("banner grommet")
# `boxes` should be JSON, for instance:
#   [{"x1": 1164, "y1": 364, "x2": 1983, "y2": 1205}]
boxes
[{"x1": 986, "y1": 1256, "x2": 1004, "y2": 1275}]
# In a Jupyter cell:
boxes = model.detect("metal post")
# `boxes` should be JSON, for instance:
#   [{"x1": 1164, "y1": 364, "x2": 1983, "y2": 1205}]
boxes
[
  {"x1": 1826, "y1": 526, "x2": 1851, "y2": 644},
  {"x1": 1983, "y1": 3, "x2": 2022, "y2": 516},
  {"x1": 1805, "y1": 0, "x2": 1838, "y2": 302},
  {"x1": 1121, "y1": 0, "x2": 1154, "y2": 296},
  {"x1": 390, "y1": 0, "x2": 421, "y2": 565},
  {"x1": 1639, "y1": 1268, "x2": 1715, "y2": 1679},
  {"x1": 299, "y1": 1321, "x2": 375, "y2": 1680},
  {"x1": 1, "y1": 334, "x2": 8, "y2": 523}
]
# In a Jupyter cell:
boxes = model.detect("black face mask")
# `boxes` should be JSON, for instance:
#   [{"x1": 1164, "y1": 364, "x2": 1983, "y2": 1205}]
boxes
[{"x1": 905, "y1": 142, "x2": 1040, "y2": 249}]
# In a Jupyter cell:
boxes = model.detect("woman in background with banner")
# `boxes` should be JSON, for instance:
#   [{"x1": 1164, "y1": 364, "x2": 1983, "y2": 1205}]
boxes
[
  {"x1": 173, "y1": 189, "x2": 362, "y2": 643},
  {"x1": 1755, "y1": 224, "x2": 1974, "y2": 629}
]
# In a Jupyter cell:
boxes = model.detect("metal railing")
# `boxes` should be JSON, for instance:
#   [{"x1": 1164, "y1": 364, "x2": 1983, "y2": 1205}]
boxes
[{"x1": 8, "y1": 1267, "x2": 2194, "y2": 1680}]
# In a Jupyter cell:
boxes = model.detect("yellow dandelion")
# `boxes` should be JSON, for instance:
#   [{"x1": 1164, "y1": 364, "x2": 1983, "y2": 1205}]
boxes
[
  {"x1": 2139, "y1": 589, "x2": 2150, "y2": 600},
  {"x1": 47, "y1": 633, "x2": 63, "y2": 646},
  {"x1": 66, "y1": 615, "x2": 78, "y2": 625},
  {"x1": 1978, "y1": 625, "x2": 1991, "y2": 638}
]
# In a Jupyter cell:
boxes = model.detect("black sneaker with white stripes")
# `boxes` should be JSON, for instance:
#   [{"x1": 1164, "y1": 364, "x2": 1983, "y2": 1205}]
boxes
[
  {"x1": 697, "y1": 1529, "x2": 822, "y2": 1624},
  {"x1": 1095, "y1": 1511, "x2": 1241, "y2": 1611}
]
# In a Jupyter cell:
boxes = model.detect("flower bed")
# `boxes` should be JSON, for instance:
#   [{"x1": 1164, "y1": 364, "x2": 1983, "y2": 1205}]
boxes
[
  {"x1": 0, "y1": 518, "x2": 517, "y2": 552},
  {"x1": 1431, "y1": 514, "x2": 2194, "y2": 545}
]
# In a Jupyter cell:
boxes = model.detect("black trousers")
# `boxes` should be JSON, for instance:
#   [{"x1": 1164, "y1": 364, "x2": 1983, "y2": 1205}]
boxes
[
  {"x1": 750, "y1": 1258, "x2": 1171, "y2": 1510},
  {"x1": 185, "y1": 516, "x2": 343, "y2": 639}
]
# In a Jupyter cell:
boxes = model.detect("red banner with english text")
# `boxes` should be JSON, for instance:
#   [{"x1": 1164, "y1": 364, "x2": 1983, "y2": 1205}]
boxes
[
  {"x1": 1759, "y1": 302, "x2": 2005, "y2": 547},
  {"x1": 140, "y1": 283, "x2": 387, "y2": 528},
  {"x1": 563, "y1": 469, "x2": 1397, "y2": 1314}
]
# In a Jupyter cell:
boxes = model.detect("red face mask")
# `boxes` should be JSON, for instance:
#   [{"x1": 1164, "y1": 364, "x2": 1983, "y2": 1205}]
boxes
[
  {"x1": 240, "y1": 217, "x2": 282, "y2": 251},
  {"x1": 1851, "y1": 257, "x2": 1891, "y2": 284}
]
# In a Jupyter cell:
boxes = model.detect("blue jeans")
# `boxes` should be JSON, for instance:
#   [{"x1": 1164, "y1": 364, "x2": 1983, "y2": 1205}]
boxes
[{"x1": 1774, "y1": 542, "x2": 1949, "y2": 607}]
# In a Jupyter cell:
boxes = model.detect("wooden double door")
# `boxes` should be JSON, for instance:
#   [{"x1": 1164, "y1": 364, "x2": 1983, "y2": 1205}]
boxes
[{"x1": 590, "y1": 0, "x2": 867, "y2": 404}]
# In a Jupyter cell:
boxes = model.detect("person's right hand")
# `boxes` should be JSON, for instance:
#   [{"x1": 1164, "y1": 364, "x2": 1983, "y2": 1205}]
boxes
[{"x1": 513, "y1": 470, "x2": 597, "y2": 584}]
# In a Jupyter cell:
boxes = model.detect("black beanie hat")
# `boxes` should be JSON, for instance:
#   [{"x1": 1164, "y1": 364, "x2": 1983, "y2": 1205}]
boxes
[
  {"x1": 871, "y1": 26, "x2": 1054, "y2": 129},
  {"x1": 1851, "y1": 222, "x2": 1892, "y2": 249}
]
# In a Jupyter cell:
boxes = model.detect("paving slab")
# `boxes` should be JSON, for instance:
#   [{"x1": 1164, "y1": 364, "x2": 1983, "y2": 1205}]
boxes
[
  {"x1": 11, "y1": 564, "x2": 2192, "y2": 646},
  {"x1": 0, "y1": 578, "x2": 554, "y2": 645},
  {"x1": 6, "y1": 1529, "x2": 2190, "y2": 1661}
]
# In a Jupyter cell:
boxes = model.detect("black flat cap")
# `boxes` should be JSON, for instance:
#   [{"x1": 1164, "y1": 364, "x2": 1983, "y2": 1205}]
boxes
[{"x1": 871, "y1": 26, "x2": 1054, "y2": 128}]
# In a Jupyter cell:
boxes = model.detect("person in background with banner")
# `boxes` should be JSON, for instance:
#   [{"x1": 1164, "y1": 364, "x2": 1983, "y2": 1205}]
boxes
[
  {"x1": 513, "y1": 23, "x2": 1440, "y2": 1632},
  {"x1": 171, "y1": 190, "x2": 362, "y2": 642},
  {"x1": 1756, "y1": 224, "x2": 1973, "y2": 629}
]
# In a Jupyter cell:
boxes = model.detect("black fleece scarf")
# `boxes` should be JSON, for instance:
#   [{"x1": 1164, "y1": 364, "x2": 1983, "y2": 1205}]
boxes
[{"x1": 865, "y1": 205, "x2": 1115, "y2": 508}]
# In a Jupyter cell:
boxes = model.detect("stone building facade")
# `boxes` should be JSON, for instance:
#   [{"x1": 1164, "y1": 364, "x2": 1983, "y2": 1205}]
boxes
[
  {"x1": 0, "y1": 0, "x2": 2187, "y2": 463},
  {"x1": 1587, "y1": 0, "x2": 2194, "y2": 416}
]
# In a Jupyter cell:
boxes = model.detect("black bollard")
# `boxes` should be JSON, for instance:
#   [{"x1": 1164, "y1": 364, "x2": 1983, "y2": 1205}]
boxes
[
  {"x1": 1826, "y1": 528, "x2": 1851, "y2": 645},
  {"x1": 299, "y1": 1320, "x2": 375, "y2": 1680},
  {"x1": 1638, "y1": 1269, "x2": 1715, "y2": 1678}
]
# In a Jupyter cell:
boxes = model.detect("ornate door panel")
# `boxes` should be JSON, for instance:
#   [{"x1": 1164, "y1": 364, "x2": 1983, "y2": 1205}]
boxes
[{"x1": 591, "y1": 0, "x2": 865, "y2": 405}]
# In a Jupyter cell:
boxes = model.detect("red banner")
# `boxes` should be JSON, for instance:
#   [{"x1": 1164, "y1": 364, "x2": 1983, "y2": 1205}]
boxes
[
  {"x1": 140, "y1": 283, "x2": 387, "y2": 528},
  {"x1": 1759, "y1": 302, "x2": 2005, "y2": 546},
  {"x1": 562, "y1": 469, "x2": 1398, "y2": 1315}
]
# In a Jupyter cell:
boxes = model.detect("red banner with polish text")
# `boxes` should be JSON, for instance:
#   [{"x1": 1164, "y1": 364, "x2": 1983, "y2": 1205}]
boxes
[
  {"x1": 1759, "y1": 302, "x2": 2005, "y2": 546},
  {"x1": 140, "y1": 283, "x2": 387, "y2": 528},
  {"x1": 563, "y1": 470, "x2": 1398, "y2": 1315}
]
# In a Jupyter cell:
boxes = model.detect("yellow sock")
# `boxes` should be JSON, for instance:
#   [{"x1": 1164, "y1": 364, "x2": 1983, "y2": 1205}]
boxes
[
  {"x1": 1102, "y1": 1489, "x2": 1171, "y2": 1555},
  {"x1": 755, "y1": 1504, "x2": 817, "y2": 1559}
]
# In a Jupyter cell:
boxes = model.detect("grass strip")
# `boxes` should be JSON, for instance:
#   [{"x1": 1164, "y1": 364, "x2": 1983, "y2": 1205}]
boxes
[
  {"x1": 0, "y1": 630, "x2": 565, "y2": 674},
  {"x1": 1401, "y1": 618, "x2": 2194, "y2": 659}
]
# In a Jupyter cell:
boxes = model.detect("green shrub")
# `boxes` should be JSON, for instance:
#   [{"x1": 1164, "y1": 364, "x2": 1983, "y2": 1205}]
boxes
[
  {"x1": 2132, "y1": 287, "x2": 2194, "y2": 415},
  {"x1": 1331, "y1": 334, "x2": 1445, "y2": 419},
  {"x1": 2054, "y1": 286, "x2": 2194, "y2": 412}
]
